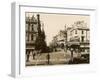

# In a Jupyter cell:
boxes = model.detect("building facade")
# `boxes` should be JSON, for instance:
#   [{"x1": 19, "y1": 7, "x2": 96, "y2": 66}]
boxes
[
  {"x1": 51, "y1": 21, "x2": 89, "y2": 53},
  {"x1": 68, "y1": 21, "x2": 90, "y2": 53},
  {"x1": 25, "y1": 14, "x2": 45, "y2": 61},
  {"x1": 51, "y1": 30, "x2": 67, "y2": 51},
  {"x1": 56, "y1": 30, "x2": 66, "y2": 47},
  {"x1": 26, "y1": 14, "x2": 38, "y2": 58}
]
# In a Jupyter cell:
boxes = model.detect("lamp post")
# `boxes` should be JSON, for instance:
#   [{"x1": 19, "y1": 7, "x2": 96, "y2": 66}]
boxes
[
  {"x1": 70, "y1": 48, "x2": 74, "y2": 62},
  {"x1": 64, "y1": 24, "x2": 67, "y2": 52}
]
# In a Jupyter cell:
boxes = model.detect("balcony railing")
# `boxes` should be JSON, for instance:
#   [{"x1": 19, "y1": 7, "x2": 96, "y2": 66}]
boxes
[{"x1": 26, "y1": 41, "x2": 35, "y2": 44}]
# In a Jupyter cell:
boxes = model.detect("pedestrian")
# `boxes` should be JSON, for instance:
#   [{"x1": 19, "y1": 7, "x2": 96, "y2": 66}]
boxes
[
  {"x1": 77, "y1": 49, "x2": 81, "y2": 59},
  {"x1": 26, "y1": 51, "x2": 30, "y2": 62},
  {"x1": 70, "y1": 48, "x2": 74, "y2": 62},
  {"x1": 46, "y1": 53, "x2": 50, "y2": 64},
  {"x1": 32, "y1": 50, "x2": 35, "y2": 60}
]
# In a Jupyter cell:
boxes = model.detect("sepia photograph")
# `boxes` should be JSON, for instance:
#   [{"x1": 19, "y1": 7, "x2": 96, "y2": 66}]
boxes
[{"x1": 25, "y1": 12, "x2": 90, "y2": 66}]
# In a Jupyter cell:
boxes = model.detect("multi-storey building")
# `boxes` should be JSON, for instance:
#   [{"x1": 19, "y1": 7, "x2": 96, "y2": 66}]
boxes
[
  {"x1": 56, "y1": 30, "x2": 66, "y2": 46},
  {"x1": 51, "y1": 21, "x2": 89, "y2": 53},
  {"x1": 25, "y1": 14, "x2": 40, "y2": 59},
  {"x1": 68, "y1": 21, "x2": 90, "y2": 53},
  {"x1": 51, "y1": 29, "x2": 68, "y2": 51}
]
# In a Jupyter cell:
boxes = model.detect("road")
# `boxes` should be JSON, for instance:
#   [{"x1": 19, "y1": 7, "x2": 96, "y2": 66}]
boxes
[{"x1": 26, "y1": 50, "x2": 81, "y2": 66}]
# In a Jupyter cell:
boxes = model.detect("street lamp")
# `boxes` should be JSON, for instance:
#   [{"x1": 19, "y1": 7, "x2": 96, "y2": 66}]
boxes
[
  {"x1": 64, "y1": 24, "x2": 67, "y2": 52},
  {"x1": 70, "y1": 47, "x2": 74, "y2": 62}
]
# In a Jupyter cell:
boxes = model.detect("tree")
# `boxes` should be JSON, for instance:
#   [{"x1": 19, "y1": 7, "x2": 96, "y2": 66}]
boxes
[
  {"x1": 35, "y1": 31, "x2": 47, "y2": 53},
  {"x1": 34, "y1": 14, "x2": 47, "y2": 53}
]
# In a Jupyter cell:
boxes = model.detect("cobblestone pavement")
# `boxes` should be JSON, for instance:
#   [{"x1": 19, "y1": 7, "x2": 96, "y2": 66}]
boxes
[{"x1": 26, "y1": 50, "x2": 81, "y2": 66}]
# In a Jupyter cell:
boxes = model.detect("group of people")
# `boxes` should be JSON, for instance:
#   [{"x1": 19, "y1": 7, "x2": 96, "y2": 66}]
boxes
[
  {"x1": 26, "y1": 49, "x2": 50, "y2": 64},
  {"x1": 26, "y1": 50, "x2": 41, "y2": 62}
]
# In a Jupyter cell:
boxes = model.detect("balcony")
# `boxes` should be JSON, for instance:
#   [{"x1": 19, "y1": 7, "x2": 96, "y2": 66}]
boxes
[
  {"x1": 80, "y1": 40, "x2": 89, "y2": 44},
  {"x1": 26, "y1": 41, "x2": 35, "y2": 44}
]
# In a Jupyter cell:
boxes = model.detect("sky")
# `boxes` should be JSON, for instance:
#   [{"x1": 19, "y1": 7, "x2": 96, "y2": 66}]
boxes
[{"x1": 26, "y1": 12, "x2": 90, "y2": 46}]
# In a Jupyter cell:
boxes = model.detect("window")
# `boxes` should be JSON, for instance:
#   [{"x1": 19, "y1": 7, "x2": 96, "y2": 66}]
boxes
[
  {"x1": 75, "y1": 30, "x2": 77, "y2": 34},
  {"x1": 82, "y1": 30, "x2": 84, "y2": 34},
  {"x1": 31, "y1": 34, "x2": 34, "y2": 41},
  {"x1": 26, "y1": 33, "x2": 29, "y2": 41},
  {"x1": 81, "y1": 36, "x2": 84, "y2": 42},
  {"x1": 34, "y1": 24, "x2": 38, "y2": 32},
  {"x1": 31, "y1": 24, "x2": 34, "y2": 31},
  {"x1": 26, "y1": 24, "x2": 28, "y2": 31}
]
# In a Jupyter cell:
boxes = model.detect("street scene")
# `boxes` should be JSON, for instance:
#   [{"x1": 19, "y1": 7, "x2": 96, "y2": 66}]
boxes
[{"x1": 25, "y1": 12, "x2": 90, "y2": 66}]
